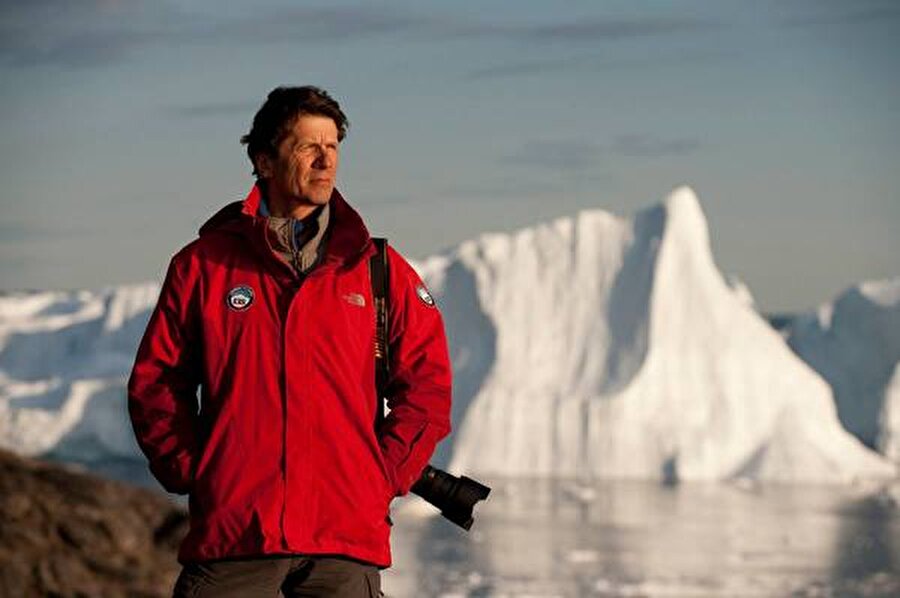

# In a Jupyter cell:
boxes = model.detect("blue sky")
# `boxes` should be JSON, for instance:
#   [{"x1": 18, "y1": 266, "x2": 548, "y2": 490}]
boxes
[{"x1": 1, "y1": 0, "x2": 898, "y2": 312}]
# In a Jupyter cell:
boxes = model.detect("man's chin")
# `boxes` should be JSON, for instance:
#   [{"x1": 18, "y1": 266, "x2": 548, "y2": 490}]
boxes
[
  {"x1": 306, "y1": 188, "x2": 335, "y2": 204},
  {"x1": 293, "y1": 193, "x2": 331, "y2": 206}
]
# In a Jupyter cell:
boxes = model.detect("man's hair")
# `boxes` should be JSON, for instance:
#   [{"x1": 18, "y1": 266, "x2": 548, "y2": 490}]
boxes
[{"x1": 241, "y1": 86, "x2": 349, "y2": 175}]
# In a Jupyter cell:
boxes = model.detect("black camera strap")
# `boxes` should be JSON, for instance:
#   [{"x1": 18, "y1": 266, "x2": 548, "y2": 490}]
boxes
[
  {"x1": 369, "y1": 237, "x2": 389, "y2": 429},
  {"x1": 368, "y1": 237, "x2": 491, "y2": 528}
]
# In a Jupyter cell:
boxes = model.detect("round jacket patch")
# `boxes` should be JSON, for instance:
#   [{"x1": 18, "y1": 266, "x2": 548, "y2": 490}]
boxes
[
  {"x1": 226, "y1": 285, "x2": 254, "y2": 311},
  {"x1": 416, "y1": 283, "x2": 435, "y2": 307}
]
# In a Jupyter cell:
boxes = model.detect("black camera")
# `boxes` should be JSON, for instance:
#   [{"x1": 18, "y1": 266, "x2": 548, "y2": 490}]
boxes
[{"x1": 410, "y1": 465, "x2": 491, "y2": 530}]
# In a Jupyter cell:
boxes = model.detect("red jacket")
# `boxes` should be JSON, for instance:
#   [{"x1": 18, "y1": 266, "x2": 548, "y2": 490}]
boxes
[{"x1": 127, "y1": 185, "x2": 452, "y2": 567}]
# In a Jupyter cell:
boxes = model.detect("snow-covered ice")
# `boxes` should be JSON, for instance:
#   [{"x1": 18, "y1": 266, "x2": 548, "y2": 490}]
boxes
[{"x1": 0, "y1": 284, "x2": 157, "y2": 461}]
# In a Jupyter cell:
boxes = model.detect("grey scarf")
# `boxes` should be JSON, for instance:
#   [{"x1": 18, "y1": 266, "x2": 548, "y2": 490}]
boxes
[{"x1": 264, "y1": 203, "x2": 330, "y2": 275}]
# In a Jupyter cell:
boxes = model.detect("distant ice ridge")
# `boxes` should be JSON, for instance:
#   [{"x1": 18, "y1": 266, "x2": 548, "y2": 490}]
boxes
[
  {"x1": 422, "y1": 186, "x2": 894, "y2": 483},
  {"x1": 785, "y1": 278, "x2": 900, "y2": 461},
  {"x1": 0, "y1": 188, "x2": 895, "y2": 485},
  {"x1": 0, "y1": 284, "x2": 158, "y2": 461}
]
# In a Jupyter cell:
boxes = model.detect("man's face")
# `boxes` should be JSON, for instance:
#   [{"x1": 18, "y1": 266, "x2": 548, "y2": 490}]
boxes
[{"x1": 257, "y1": 114, "x2": 340, "y2": 209}]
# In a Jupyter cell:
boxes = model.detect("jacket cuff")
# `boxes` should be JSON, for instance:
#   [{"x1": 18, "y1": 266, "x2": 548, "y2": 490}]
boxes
[{"x1": 387, "y1": 424, "x2": 445, "y2": 497}]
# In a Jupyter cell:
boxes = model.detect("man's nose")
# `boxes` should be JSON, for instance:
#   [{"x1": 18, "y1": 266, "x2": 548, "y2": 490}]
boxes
[{"x1": 313, "y1": 149, "x2": 334, "y2": 169}]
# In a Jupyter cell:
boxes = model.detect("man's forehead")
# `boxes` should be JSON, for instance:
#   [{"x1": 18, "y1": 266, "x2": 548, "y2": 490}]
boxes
[{"x1": 287, "y1": 114, "x2": 339, "y2": 137}]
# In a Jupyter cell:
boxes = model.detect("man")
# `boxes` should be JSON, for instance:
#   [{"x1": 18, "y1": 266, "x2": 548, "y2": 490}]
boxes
[{"x1": 128, "y1": 86, "x2": 452, "y2": 597}]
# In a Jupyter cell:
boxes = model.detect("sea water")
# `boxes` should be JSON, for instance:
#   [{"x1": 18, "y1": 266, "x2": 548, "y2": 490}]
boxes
[{"x1": 383, "y1": 478, "x2": 900, "y2": 598}]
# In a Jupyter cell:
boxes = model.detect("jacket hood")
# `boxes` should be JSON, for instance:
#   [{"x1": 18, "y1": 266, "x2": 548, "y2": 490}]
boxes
[{"x1": 198, "y1": 184, "x2": 372, "y2": 268}]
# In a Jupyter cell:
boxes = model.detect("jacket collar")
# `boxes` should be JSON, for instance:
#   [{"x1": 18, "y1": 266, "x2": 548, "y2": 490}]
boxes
[{"x1": 199, "y1": 184, "x2": 372, "y2": 275}]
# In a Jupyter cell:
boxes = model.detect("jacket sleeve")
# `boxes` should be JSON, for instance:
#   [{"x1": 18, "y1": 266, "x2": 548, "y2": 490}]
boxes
[
  {"x1": 379, "y1": 247, "x2": 452, "y2": 497},
  {"x1": 127, "y1": 250, "x2": 202, "y2": 495}
]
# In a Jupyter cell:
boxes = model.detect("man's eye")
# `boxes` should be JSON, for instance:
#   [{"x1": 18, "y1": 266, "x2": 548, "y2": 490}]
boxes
[{"x1": 295, "y1": 144, "x2": 338, "y2": 156}]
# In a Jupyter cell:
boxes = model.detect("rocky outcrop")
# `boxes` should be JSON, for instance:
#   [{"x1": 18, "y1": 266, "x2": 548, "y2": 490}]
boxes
[{"x1": 0, "y1": 448, "x2": 185, "y2": 598}]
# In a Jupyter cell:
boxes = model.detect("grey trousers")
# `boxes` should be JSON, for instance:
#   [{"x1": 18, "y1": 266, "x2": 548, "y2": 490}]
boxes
[{"x1": 172, "y1": 555, "x2": 384, "y2": 598}]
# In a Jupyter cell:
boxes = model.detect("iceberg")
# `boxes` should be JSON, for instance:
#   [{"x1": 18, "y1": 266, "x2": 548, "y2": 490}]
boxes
[
  {"x1": 785, "y1": 278, "x2": 900, "y2": 461},
  {"x1": 424, "y1": 187, "x2": 894, "y2": 482}
]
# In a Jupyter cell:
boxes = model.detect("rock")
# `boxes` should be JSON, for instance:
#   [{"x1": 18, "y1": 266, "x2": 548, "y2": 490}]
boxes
[{"x1": 0, "y1": 448, "x2": 186, "y2": 597}]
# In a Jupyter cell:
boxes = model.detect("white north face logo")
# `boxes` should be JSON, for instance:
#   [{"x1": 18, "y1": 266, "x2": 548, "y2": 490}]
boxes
[{"x1": 342, "y1": 292, "x2": 366, "y2": 307}]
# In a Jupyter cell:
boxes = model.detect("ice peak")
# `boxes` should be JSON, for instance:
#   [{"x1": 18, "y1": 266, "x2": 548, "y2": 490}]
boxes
[
  {"x1": 665, "y1": 184, "x2": 701, "y2": 212},
  {"x1": 659, "y1": 185, "x2": 711, "y2": 251}
]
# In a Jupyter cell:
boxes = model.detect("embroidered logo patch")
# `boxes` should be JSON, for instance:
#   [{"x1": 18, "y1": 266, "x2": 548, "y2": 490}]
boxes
[
  {"x1": 416, "y1": 283, "x2": 435, "y2": 307},
  {"x1": 226, "y1": 285, "x2": 254, "y2": 311},
  {"x1": 343, "y1": 292, "x2": 366, "y2": 307}
]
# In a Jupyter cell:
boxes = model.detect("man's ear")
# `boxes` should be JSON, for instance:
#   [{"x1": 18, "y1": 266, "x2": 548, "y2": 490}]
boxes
[{"x1": 255, "y1": 153, "x2": 274, "y2": 179}]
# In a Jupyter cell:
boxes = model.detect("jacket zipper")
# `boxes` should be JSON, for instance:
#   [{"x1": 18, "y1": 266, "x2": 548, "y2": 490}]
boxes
[
  {"x1": 290, "y1": 218, "x2": 301, "y2": 273},
  {"x1": 279, "y1": 282, "x2": 292, "y2": 548},
  {"x1": 278, "y1": 219, "x2": 307, "y2": 547},
  {"x1": 279, "y1": 266, "x2": 303, "y2": 549}
]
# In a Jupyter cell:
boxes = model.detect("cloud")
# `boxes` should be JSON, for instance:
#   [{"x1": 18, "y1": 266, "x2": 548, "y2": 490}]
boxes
[
  {"x1": 428, "y1": 13, "x2": 722, "y2": 42},
  {"x1": 0, "y1": 4, "x2": 724, "y2": 70},
  {"x1": 0, "y1": 4, "x2": 439, "y2": 68},
  {"x1": 781, "y1": 4, "x2": 900, "y2": 27},
  {"x1": 164, "y1": 100, "x2": 261, "y2": 120},
  {"x1": 501, "y1": 135, "x2": 700, "y2": 172},
  {"x1": 204, "y1": 7, "x2": 432, "y2": 43},
  {"x1": 0, "y1": 1, "x2": 181, "y2": 68},
  {"x1": 520, "y1": 17, "x2": 720, "y2": 42},
  {"x1": 468, "y1": 57, "x2": 588, "y2": 80},
  {"x1": 0, "y1": 29, "x2": 159, "y2": 68},
  {"x1": 611, "y1": 134, "x2": 700, "y2": 158},
  {"x1": 466, "y1": 48, "x2": 732, "y2": 81},
  {"x1": 179, "y1": 9, "x2": 718, "y2": 47},
  {"x1": 501, "y1": 140, "x2": 605, "y2": 172}
]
